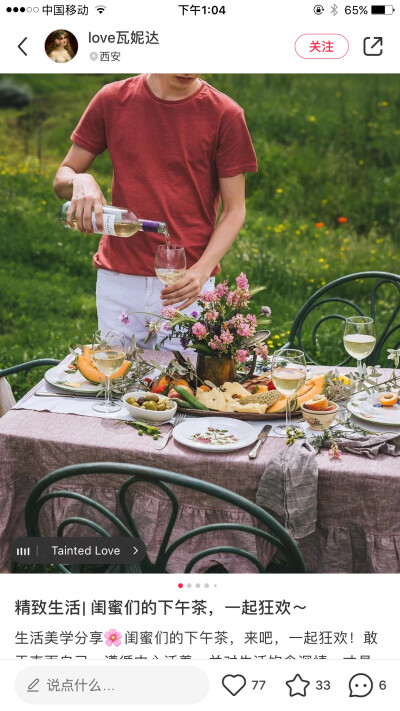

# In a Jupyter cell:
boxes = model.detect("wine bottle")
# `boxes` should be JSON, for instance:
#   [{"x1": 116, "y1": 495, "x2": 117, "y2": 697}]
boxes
[{"x1": 59, "y1": 201, "x2": 168, "y2": 237}]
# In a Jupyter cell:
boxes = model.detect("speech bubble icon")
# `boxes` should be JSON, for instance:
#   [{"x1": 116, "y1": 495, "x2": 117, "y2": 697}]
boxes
[
  {"x1": 349, "y1": 673, "x2": 373, "y2": 698},
  {"x1": 89, "y1": 52, "x2": 98, "y2": 61}
]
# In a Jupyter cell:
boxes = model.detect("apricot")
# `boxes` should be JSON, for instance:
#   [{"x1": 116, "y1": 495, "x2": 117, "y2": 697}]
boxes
[
  {"x1": 304, "y1": 394, "x2": 329, "y2": 411},
  {"x1": 378, "y1": 392, "x2": 399, "y2": 407}
]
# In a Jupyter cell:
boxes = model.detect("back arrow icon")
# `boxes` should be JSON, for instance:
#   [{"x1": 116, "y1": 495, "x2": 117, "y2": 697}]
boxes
[{"x1": 18, "y1": 38, "x2": 27, "y2": 56}]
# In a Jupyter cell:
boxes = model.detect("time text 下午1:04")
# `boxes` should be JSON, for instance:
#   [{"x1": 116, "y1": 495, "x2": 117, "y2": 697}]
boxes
[{"x1": 178, "y1": 5, "x2": 226, "y2": 15}]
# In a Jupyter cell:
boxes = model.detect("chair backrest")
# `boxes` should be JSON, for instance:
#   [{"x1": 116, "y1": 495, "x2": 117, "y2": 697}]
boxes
[
  {"x1": 0, "y1": 359, "x2": 61, "y2": 416},
  {"x1": 283, "y1": 271, "x2": 400, "y2": 366},
  {"x1": 25, "y1": 462, "x2": 306, "y2": 574},
  {"x1": 0, "y1": 358, "x2": 61, "y2": 378}
]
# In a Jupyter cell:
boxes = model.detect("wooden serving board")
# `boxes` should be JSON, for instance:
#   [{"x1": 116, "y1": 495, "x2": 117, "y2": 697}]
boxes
[{"x1": 177, "y1": 407, "x2": 302, "y2": 421}]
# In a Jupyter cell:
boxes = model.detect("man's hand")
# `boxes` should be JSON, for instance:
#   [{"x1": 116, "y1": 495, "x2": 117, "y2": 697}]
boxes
[
  {"x1": 160, "y1": 175, "x2": 246, "y2": 310},
  {"x1": 161, "y1": 266, "x2": 210, "y2": 310},
  {"x1": 67, "y1": 174, "x2": 107, "y2": 233},
  {"x1": 53, "y1": 145, "x2": 107, "y2": 233}
]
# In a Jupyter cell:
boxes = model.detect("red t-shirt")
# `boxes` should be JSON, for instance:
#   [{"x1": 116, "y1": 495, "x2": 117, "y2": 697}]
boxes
[{"x1": 71, "y1": 75, "x2": 257, "y2": 276}]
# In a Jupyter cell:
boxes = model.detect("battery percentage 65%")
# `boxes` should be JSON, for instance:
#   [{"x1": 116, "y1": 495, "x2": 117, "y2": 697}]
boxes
[{"x1": 345, "y1": 5, "x2": 368, "y2": 12}]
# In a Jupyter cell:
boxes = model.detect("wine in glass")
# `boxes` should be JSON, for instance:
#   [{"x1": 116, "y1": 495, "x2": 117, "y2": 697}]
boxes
[
  {"x1": 343, "y1": 316, "x2": 376, "y2": 372},
  {"x1": 91, "y1": 330, "x2": 127, "y2": 414},
  {"x1": 155, "y1": 244, "x2": 186, "y2": 286},
  {"x1": 271, "y1": 348, "x2": 307, "y2": 436}
]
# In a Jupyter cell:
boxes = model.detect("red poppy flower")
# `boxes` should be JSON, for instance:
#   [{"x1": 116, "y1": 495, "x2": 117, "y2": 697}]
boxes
[
  {"x1": 315, "y1": 222, "x2": 324, "y2": 228},
  {"x1": 337, "y1": 216, "x2": 348, "y2": 224}
]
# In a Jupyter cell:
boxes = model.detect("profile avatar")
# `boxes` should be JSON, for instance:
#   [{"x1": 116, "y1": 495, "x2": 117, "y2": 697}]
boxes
[{"x1": 45, "y1": 30, "x2": 78, "y2": 63}]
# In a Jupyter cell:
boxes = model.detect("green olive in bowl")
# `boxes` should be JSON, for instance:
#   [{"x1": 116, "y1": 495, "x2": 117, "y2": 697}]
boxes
[{"x1": 123, "y1": 391, "x2": 177, "y2": 423}]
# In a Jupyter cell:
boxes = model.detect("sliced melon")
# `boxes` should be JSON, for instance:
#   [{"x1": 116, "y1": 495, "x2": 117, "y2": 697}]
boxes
[
  {"x1": 264, "y1": 375, "x2": 326, "y2": 414},
  {"x1": 82, "y1": 345, "x2": 93, "y2": 362},
  {"x1": 266, "y1": 396, "x2": 298, "y2": 414},
  {"x1": 297, "y1": 381, "x2": 314, "y2": 398},
  {"x1": 297, "y1": 374, "x2": 327, "y2": 407},
  {"x1": 76, "y1": 355, "x2": 131, "y2": 384}
]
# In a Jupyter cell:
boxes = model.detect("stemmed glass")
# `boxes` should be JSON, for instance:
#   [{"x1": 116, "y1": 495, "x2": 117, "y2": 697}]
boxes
[
  {"x1": 91, "y1": 330, "x2": 127, "y2": 413},
  {"x1": 271, "y1": 348, "x2": 307, "y2": 436},
  {"x1": 155, "y1": 244, "x2": 186, "y2": 286},
  {"x1": 343, "y1": 316, "x2": 376, "y2": 373}
]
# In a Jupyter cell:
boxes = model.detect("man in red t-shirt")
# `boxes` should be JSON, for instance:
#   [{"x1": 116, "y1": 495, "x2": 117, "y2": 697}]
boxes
[{"x1": 54, "y1": 74, "x2": 257, "y2": 348}]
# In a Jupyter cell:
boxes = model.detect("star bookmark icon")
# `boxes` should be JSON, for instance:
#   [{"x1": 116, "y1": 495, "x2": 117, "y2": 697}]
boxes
[{"x1": 286, "y1": 673, "x2": 310, "y2": 697}]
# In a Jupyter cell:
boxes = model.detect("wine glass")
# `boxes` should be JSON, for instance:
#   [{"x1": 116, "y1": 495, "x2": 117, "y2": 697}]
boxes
[
  {"x1": 155, "y1": 244, "x2": 186, "y2": 286},
  {"x1": 343, "y1": 316, "x2": 376, "y2": 373},
  {"x1": 271, "y1": 348, "x2": 307, "y2": 436},
  {"x1": 91, "y1": 330, "x2": 127, "y2": 413}
]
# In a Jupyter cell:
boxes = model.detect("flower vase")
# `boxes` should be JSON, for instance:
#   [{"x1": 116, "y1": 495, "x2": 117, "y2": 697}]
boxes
[{"x1": 196, "y1": 353, "x2": 237, "y2": 387}]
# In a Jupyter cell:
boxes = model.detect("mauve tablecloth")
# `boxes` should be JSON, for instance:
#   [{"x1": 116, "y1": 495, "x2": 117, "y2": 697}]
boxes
[{"x1": 0, "y1": 354, "x2": 400, "y2": 573}]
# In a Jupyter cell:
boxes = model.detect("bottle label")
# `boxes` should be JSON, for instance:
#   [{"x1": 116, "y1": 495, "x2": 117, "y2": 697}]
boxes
[{"x1": 92, "y1": 214, "x2": 117, "y2": 236}]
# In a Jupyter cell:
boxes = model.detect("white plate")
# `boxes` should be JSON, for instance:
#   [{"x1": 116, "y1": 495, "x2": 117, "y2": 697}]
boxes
[
  {"x1": 45, "y1": 358, "x2": 101, "y2": 394},
  {"x1": 347, "y1": 392, "x2": 400, "y2": 426},
  {"x1": 172, "y1": 417, "x2": 258, "y2": 453}
]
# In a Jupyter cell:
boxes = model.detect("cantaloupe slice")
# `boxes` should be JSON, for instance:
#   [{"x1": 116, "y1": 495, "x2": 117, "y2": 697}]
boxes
[
  {"x1": 266, "y1": 396, "x2": 298, "y2": 414},
  {"x1": 76, "y1": 355, "x2": 131, "y2": 384},
  {"x1": 266, "y1": 374, "x2": 326, "y2": 414},
  {"x1": 297, "y1": 381, "x2": 314, "y2": 398},
  {"x1": 297, "y1": 374, "x2": 327, "y2": 407},
  {"x1": 82, "y1": 345, "x2": 93, "y2": 362}
]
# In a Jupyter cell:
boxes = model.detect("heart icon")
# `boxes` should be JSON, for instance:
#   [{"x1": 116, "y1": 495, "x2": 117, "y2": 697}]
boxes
[{"x1": 222, "y1": 674, "x2": 246, "y2": 696}]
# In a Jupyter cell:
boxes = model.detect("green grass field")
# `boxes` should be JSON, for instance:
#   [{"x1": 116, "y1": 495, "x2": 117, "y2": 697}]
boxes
[{"x1": 1, "y1": 74, "x2": 399, "y2": 399}]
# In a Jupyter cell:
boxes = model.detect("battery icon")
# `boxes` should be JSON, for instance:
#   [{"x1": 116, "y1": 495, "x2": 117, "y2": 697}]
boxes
[{"x1": 371, "y1": 5, "x2": 395, "y2": 12}]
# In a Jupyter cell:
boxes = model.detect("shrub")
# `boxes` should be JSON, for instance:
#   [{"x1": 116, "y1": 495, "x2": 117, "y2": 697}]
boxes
[{"x1": 0, "y1": 80, "x2": 32, "y2": 109}]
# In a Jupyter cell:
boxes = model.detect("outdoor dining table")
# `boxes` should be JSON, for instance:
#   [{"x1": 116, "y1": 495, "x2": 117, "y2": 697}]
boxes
[{"x1": 0, "y1": 351, "x2": 399, "y2": 574}]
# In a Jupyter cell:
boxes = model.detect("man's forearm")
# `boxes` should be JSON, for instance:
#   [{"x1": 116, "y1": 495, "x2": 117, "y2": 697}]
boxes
[
  {"x1": 53, "y1": 164, "x2": 106, "y2": 232},
  {"x1": 53, "y1": 166, "x2": 78, "y2": 200},
  {"x1": 195, "y1": 205, "x2": 246, "y2": 276}
]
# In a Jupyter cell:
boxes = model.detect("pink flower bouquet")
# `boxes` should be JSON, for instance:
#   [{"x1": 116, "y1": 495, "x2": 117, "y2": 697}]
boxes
[{"x1": 158, "y1": 273, "x2": 271, "y2": 363}]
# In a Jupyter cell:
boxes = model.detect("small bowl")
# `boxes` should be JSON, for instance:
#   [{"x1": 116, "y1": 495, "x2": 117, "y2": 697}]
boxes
[
  {"x1": 300, "y1": 401, "x2": 339, "y2": 431},
  {"x1": 123, "y1": 391, "x2": 177, "y2": 424}
]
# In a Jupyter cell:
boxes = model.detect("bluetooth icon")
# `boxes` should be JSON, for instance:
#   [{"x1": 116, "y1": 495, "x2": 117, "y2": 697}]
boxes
[{"x1": 331, "y1": 3, "x2": 339, "y2": 14}]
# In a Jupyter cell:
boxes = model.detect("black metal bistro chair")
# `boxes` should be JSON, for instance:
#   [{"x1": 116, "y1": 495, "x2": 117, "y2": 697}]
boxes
[
  {"x1": 0, "y1": 359, "x2": 61, "y2": 379},
  {"x1": 0, "y1": 359, "x2": 61, "y2": 415},
  {"x1": 282, "y1": 271, "x2": 400, "y2": 366},
  {"x1": 24, "y1": 462, "x2": 307, "y2": 574}
]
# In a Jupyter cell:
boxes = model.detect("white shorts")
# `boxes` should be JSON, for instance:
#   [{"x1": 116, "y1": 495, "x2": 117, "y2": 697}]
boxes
[{"x1": 96, "y1": 269, "x2": 215, "y2": 351}]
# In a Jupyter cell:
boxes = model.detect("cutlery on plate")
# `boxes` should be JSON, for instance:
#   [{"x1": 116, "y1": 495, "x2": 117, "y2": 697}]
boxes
[
  {"x1": 155, "y1": 412, "x2": 186, "y2": 450},
  {"x1": 248, "y1": 424, "x2": 272, "y2": 459}
]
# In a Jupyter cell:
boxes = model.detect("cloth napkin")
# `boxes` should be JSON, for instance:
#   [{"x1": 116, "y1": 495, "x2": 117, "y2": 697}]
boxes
[
  {"x1": 332, "y1": 431, "x2": 400, "y2": 458},
  {"x1": 0, "y1": 378, "x2": 16, "y2": 417},
  {"x1": 256, "y1": 439, "x2": 318, "y2": 539},
  {"x1": 256, "y1": 431, "x2": 400, "y2": 540},
  {"x1": 13, "y1": 383, "x2": 133, "y2": 421}
]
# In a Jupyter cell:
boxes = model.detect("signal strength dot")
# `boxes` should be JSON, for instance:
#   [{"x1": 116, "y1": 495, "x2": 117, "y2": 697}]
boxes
[{"x1": 95, "y1": 4, "x2": 106, "y2": 12}]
